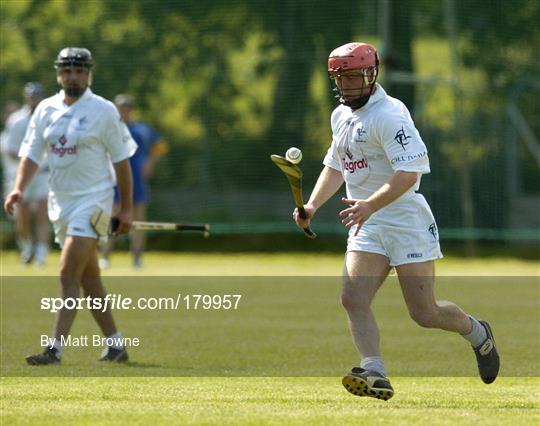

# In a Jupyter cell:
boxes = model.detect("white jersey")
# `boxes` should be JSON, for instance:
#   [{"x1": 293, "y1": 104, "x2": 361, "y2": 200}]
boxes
[
  {"x1": 1, "y1": 105, "x2": 49, "y2": 199},
  {"x1": 19, "y1": 88, "x2": 137, "y2": 196},
  {"x1": 2, "y1": 105, "x2": 48, "y2": 168},
  {"x1": 2, "y1": 106, "x2": 32, "y2": 157},
  {"x1": 324, "y1": 84, "x2": 430, "y2": 207},
  {"x1": 2, "y1": 106, "x2": 33, "y2": 181},
  {"x1": 0, "y1": 110, "x2": 23, "y2": 182}
]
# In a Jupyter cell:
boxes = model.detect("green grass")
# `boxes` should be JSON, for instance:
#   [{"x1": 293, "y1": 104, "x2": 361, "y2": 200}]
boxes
[
  {"x1": 1, "y1": 252, "x2": 539, "y2": 424},
  {"x1": 2, "y1": 250, "x2": 539, "y2": 276},
  {"x1": 2, "y1": 377, "x2": 538, "y2": 425}
]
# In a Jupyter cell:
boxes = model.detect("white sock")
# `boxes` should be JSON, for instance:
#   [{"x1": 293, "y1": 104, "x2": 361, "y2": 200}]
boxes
[
  {"x1": 18, "y1": 238, "x2": 32, "y2": 253},
  {"x1": 34, "y1": 242, "x2": 49, "y2": 263},
  {"x1": 462, "y1": 316, "x2": 487, "y2": 347},
  {"x1": 106, "y1": 332, "x2": 124, "y2": 350},
  {"x1": 360, "y1": 356, "x2": 387, "y2": 377}
]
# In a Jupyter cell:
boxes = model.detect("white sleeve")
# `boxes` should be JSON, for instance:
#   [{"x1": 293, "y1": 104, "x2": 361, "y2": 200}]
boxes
[
  {"x1": 377, "y1": 109, "x2": 430, "y2": 174},
  {"x1": 322, "y1": 138, "x2": 341, "y2": 171},
  {"x1": 322, "y1": 108, "x2": 343, "y2": 172},
  {"x1": 18, "y1": 108, "x2": 46, "y2": 165},
  {"x1": 102, "y1": 108, "x2": 137, "y2": 163}
]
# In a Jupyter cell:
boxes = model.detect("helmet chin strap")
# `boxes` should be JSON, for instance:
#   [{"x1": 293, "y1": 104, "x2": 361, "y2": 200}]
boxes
[{"x1": 341, "y1": 94, "x2": 371, "y2": 110}]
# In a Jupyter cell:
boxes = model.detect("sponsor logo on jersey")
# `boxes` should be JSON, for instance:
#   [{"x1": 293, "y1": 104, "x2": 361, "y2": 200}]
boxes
[
  {"x1": 50, "y1": 144, "x2": 77, "y2": 157},
  {"x1": 343, "y1": 157, "x2": 368, "y2": 173},
  {"x1": 390, "y1": 151, "x2": 427, "y2": 165},
  {"x1": 407, "y1": 253, "x2": 423, "y2": 259},
  {"x1": 394, "y1": 125, "x2": 411, "y2": 151},
  {"x1": 51, "y1": 135, "x2": 77, "y2": 157}
]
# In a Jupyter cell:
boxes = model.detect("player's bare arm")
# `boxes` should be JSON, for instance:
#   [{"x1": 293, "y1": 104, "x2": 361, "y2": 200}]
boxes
[
  {"x1": 113, "y1": 159, "x2": 134, "y2": 235},
  {"x1": 340, "y1": 170, "x2": 418, "y2": 233},
  {"x1": 4, "y1": 157, "x2": 39, "y2": 215},
  {"x1": 293, "y1": 166, "x2": 343, "y2": 228},
  {"x1": 143, "y1": 139, "x2": 168, "y2": 178}
]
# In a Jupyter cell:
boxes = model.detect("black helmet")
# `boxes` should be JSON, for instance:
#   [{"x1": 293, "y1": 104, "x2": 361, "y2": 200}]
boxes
[
  {"x1": 54, "y1": 47, "x2": 93, "y2": 69},
  {"x1": 23, "y1": 82, "x2": 46, "y2": 98}
]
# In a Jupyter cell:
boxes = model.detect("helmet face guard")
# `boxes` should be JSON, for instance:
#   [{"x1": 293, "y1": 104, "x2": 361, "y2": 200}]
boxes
[
  {"x1": 329, "y1": 67, "x2": 378, "y2": 108},
  {"x1": 328, "y1": 43, "x2": 379, "y2": 109}
]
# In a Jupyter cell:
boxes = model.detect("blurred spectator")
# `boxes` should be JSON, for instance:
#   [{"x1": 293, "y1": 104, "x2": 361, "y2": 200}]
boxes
[
  {"x1": 1, "y1": 83, "x2": 50, "y2": 265},
  {"x1": 1, "y1": 101, "x2": 20, "y2": 124},
  {"x1": 99, "y1": 94, "x2": 168, "y2": 269}
]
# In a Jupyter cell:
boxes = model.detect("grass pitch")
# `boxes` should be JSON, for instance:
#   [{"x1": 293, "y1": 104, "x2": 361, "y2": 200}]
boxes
[
  {"x1": 1, "y1": 251, "x2": 539, "y2": 425},
  {"x1": 2, "y1": 377, "x2": 538, "y2": 425}
]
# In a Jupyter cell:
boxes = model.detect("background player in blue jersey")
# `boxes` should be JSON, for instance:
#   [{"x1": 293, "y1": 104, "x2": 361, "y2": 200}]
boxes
[{"x1": 99, "y1": 94, "x2": 168, "y2": 269}]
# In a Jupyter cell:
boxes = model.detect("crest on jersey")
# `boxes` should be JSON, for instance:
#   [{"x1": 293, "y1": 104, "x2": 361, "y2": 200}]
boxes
[
  {"x1": 394, "y1": 125, "x2": 411, "y2": 151},
  {"x1": 353, "y1": 125, "x2": 367, "y2": 143},
  {"x1": 76, "y1": 116, "x2": 88, "y2": 131}
]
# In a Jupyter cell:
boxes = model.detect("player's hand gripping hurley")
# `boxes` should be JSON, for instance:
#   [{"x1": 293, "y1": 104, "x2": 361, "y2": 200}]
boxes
[{"x1": 270, "y1": 154, "x2": 317, "y2": 239}]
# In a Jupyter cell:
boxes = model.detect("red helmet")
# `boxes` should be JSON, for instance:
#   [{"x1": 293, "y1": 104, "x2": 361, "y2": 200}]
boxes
[
  {"x1": 328, "y1": 42, "x2": 379, "y2": 108},
  {"x1": 328, "y1": 42, "x2": 379, "y2": 74}
]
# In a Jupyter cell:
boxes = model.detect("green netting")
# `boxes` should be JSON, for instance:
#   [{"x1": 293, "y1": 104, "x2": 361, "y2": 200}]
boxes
[{"x1": 1, "y1": 0, "x2": 539, "y2": 241}]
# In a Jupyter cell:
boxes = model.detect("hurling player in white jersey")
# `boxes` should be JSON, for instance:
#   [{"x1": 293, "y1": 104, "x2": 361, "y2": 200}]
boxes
[
  {"x1": 4, "y1": 47, "x2": 137, "y2": 365},
  {"x1": 1, "y1": 82, "x2": 50, "y2": 265},
  {"x1": 293, "y1": 42, "x2": 499, "y2": 400}
]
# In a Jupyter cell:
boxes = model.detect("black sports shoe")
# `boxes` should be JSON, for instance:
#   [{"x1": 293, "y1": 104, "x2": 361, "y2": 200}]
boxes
[
  {"x1": 26, "y1": 347, "x2": 61, "y2": 365},
  {"x1": 342, "y1": 367, "x2": 394, "y2": 400},
  {"x1": 99, "y1": 346, "x2": 128, "y2": 362},
  {"x1": 472, "y1": 320, "x2": 499, "y2": 384}
]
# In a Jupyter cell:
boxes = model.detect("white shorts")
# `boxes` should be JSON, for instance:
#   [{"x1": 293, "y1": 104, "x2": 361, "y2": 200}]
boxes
[
  {"x1": 347, "y1": 194, "x2": 443, "y2": 266},
  {"x1": 23, "y1": 170, "x2": 49, "y2": 201},
  {"x1": 48, "y1": 189, "x2": 114, "y2": 248}
]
